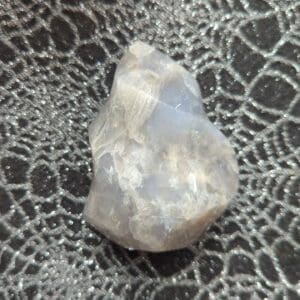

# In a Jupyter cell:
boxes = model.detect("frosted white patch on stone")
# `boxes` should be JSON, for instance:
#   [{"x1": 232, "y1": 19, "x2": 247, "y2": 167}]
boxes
[{"x1": 84, "y1": 41, "x2": 239, "y2": 252}]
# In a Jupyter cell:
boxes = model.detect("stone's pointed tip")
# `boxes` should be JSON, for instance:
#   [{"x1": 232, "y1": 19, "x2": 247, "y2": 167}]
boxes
[
  {"x1": 85, "y1": 41, "x2": 239, "y2": 252},
  {"x1": 129, "y1": 40, "x2": 154, "y2": 57}
]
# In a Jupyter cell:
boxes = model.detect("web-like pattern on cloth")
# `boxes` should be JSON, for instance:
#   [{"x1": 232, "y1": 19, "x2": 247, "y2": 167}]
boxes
[{"x1": 0, "y1": 0, "x2": 299, "y2": 299}]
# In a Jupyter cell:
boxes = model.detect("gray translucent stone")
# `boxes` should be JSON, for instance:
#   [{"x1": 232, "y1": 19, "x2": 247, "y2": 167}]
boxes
[{"x1": 84, "y1": 41, "x2": 239, "y2": 252}]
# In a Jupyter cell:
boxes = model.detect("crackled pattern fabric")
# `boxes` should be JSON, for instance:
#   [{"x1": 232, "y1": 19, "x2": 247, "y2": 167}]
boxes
[{"x1": 0, "y1": 0, "x2": 299, "y2": 299}]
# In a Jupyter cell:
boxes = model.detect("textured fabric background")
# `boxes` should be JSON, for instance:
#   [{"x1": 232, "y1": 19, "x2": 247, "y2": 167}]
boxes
[{"x1": 0, "y1": 0, "x2": 299, "y2": 299}]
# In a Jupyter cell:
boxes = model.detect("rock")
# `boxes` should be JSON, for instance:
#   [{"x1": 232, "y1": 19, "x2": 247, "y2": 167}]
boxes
[{"x1": 84, "y1": 41, "x2": 239, "y2": 252}]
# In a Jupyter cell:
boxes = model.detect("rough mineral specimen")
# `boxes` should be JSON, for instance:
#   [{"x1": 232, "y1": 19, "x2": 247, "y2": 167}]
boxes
[{"x1": 84, "y1": 41, "x2": 239, "y2": 252}]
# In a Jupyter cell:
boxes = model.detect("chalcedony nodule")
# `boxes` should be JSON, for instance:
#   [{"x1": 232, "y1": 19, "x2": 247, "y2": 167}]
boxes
[{"x1": 84, "y1": 41, "x2": 239, "y2": 252}]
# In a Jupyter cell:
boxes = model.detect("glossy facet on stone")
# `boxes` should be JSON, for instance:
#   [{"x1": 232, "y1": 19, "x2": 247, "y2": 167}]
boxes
[{"x1": 84, "y1": 41, "x2": 239, "y2": 252}]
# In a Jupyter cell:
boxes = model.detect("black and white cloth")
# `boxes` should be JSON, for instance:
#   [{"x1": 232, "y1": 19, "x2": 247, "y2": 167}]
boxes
[{"x1": 0, "y1": 0, "x2": 299, "y2": 299}]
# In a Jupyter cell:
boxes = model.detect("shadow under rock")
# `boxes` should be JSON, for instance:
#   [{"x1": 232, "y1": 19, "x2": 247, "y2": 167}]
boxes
[{"x1": 84, "y1": 221, "x2": 197, "y2": 278}]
